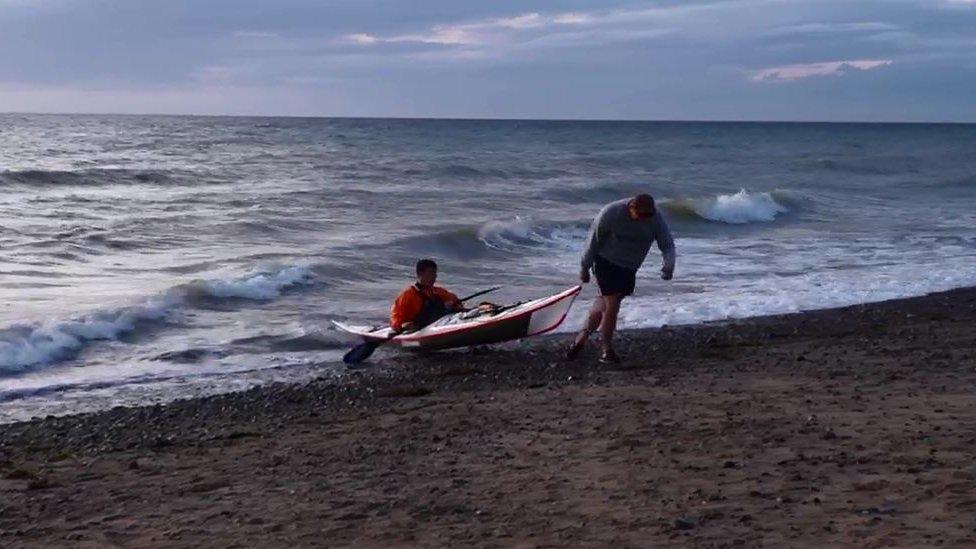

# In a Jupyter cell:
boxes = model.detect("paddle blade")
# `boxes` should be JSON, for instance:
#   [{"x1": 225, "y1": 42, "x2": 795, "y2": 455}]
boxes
[{"x1": 343, "y1": 340, "x2": 381, "y2": 364}]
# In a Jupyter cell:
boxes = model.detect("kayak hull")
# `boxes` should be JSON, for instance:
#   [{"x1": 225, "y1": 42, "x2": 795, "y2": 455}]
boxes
[{"x1": 334, "y1": 285, "x2": 581, "y2": 351}]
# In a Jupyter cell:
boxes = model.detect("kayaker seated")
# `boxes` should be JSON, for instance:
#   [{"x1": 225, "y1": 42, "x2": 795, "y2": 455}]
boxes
[{"x1": 390, "y1": 259, "x2": 465, "y2": 332}]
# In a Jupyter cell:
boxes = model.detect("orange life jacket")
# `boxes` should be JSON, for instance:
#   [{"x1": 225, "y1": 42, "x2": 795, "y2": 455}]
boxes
[{"x1": 389, "y1": 284, "x2": 461, "y2": 331}]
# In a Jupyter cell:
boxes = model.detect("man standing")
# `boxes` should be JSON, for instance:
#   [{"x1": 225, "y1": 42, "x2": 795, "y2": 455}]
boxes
[{"x1": 567, "y1": 194, "x2": 675, "y2": 363}]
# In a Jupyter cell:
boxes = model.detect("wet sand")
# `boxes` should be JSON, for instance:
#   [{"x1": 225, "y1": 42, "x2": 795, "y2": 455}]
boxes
[{"x1": 2, "y1": 288, "x2": 976, "y2": 547}]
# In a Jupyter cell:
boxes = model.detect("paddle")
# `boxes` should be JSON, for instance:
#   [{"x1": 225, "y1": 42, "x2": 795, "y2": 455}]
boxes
[{"x1": 342, "y1": 286, "x2": 502, "y2": 364}]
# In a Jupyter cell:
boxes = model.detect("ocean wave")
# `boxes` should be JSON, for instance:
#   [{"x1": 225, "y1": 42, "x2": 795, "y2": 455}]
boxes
[
  {"x1": 555, "y1": 185, "x2": 794, "y2": 225},
  {"x1": 393, "y1": 226, "x2": 493, "y2": 259},
  {"x1": 478, "y1": 217, "x2": 588, "y2": 252},
  {"x1": 548, "y1": 181, "x2": 659, "y2": 203},
  {"x1": 397, "y1": 192, "x2": 791, "y2": 261},
  {"x1": 663, "y1": 190, "x2": 791, "y2": 224},
  {"x1": 5, "y1": 225, "x2": 188, "y2": 258},
  {"x1": 0, "y1": 168, "x2": 184, "y2": 188},
  {"x1": 937, "y1": 175, "x2": 976, "y2": 191},
  {"x1": 0, "y1": 266, "x2": 313, "y2": 374},
  {"x1": 435, "y1": 164, "x2": 507, "y2": 178},
  {"x1": 405, "y1": 164, "x2": 572, "y2": 181},
  {"x1": 228, "y1": 331, "x2": 349, "y2": 353},
  {"x1": 177, "y1": 266, "x2": 313, "y2": 302},
  {"x1": 393, "y1": 218, "x2": 589, "y2": 258},
  {"x1": 399, "y1": 164, "x2": 506, "y2": 179},
  {"x1": 804, "y1": 156, "x2": 922, "y2": 176},
  {"x1": 0, "y1": 297, "x2": 178, "y2": 374}
]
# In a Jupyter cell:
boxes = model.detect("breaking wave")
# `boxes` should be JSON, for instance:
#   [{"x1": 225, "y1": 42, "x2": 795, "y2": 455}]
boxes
[
  {"x1": 662, "y1": 190, "x2": 792, "y2": 224},
  {"x1": 395, "y1": 190, "x2": 792, "y2": 261},
  {"x1": 0, "y1": 266, "x2": 313, "y2": 374},
  {"x1": 393, "y1": 218, "x2": 589, "y2": 258},
  {"x1": 178, "y1": 266, "x2": 313, "y2": 302},
  {"x1": 478, "y1": 217, "x2": 588, "y2": 251}
]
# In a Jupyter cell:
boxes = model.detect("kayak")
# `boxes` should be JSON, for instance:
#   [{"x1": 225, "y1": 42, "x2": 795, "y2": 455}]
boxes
[{"x1": 333, "y1": 285, "x2": 582, "y2": 351}]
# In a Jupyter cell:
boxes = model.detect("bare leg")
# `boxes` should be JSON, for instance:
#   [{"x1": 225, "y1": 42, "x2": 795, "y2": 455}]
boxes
[
  {"x1": 567, "y1": 297, "x2": 604, "y2": 358},
  {"x1": 599, "y1": 294, "x2": 623, "y2": 355},
  {"x1": 576, "y1": 297, "x2": 605, "y2": 344}
]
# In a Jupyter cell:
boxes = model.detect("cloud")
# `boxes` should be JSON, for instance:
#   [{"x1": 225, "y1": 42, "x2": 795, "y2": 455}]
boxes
[
  {"x1": 751, "y1": 59, "x2": 893, "y2": 82},
  {"x1": 523, "y1": 27, "x2": 676, "y2": 49},
  {"x1": 340, "y1": 2, "x2": 744, "y2": 49},
  {"x1": 2, "y1": 0, "x2": 974, "y2": 120},
  {"x1": 767, "y1": 22, "x2": 899, "y2": 36},
  {"x1": 494, "y1": 13, "x2": 544, "y2": 29},
  {"x1": 934, "y1": 0, "x2": 976, "y2": 11},
  {"x1": 345, "y1": 33, "x2": 379, "y2": 45},
  {"x1": 552, "y1": 12, "x2": 593, "y2": 25},
  {"x1": 341, "y1": 12, "x2": 552, "y2": 47},
  {"x1": 342, "y1": 25, "x2": 479, "y2": 46}
]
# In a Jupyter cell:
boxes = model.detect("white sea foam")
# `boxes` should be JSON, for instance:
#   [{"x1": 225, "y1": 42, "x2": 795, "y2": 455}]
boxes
[
  {"x1": 694, "y1": 189, "x2": 787, "y2": 224},
  {"x1": 0, "y1": 266, "x2": 313, "y2": 373},
  {"x1": 668, "y1": 189, "x2": 790, "y2": 224},
  {"x1": 556, "y1": 238, "x2": 976, "y2": 333},
  {"x1": 194, "y1": 266, "x2": 312, "y2": 300},
  {"x1": 659, "y1": 189, "x2": 791, "y2": 225}
]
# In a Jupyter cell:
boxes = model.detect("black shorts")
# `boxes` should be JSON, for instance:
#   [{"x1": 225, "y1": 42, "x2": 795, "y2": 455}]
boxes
[{"x1": 594, "y1": 255, "x2": 637, "y2": 297}]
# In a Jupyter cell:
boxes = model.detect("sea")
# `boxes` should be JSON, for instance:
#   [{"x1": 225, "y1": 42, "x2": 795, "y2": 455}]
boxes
[{"x1": 2, "y1": 114, "x2": 975, "y2": 422}]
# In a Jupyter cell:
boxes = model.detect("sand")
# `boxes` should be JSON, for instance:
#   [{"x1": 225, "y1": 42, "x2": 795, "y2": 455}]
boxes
[{"x1": 2, "y1": 288, "x2": 976, "y2": 547}]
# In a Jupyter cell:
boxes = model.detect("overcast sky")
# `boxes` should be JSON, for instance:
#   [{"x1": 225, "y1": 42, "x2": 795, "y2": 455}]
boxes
[{"x1": 1, "y1": 0, "x2": 974, "y2": 121}]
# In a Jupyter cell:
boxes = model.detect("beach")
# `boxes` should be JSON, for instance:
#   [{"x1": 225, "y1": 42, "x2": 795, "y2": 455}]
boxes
[
  {"x1": 3, "y1": 287, "x2": 975, "y2": 547},
  {"x1": 4, "y1": 1, "x2": 976, "y2": 546},
  {"x1": 4, "y1": 117, "x2": 976, "y2": 422}
]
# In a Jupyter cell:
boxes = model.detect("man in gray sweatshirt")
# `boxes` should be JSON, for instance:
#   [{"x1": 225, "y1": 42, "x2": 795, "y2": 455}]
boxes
[{"x1": 567, "y1": 194, "x2": 675, "y2": 363}]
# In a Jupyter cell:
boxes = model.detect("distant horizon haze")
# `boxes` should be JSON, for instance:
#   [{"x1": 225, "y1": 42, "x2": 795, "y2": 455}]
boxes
[{"x1": 2, "y1": 111, "x2": 974, "y2": 125}]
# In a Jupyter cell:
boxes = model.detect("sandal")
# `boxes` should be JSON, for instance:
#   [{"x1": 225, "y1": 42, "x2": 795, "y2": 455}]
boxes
[{"x1": 599, "y1": 349, "x2": 621, "y2": 364}]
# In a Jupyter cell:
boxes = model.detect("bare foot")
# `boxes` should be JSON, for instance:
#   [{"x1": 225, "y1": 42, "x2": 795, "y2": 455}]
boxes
[
  {"x1": 565, "y1": 336, "x2": 587, "y2": 361},
  {"x1": 599, "y1": 349, "x2": 621, "y2": 364}
]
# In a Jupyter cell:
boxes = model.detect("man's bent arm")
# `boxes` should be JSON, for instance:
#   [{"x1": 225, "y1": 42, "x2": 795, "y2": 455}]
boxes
[{"x1": 436, "y1": 288, "x2": 464, "y2": 311}]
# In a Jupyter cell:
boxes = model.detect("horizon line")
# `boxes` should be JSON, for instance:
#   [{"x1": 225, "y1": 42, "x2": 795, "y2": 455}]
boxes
[{"x1": 1, "y1": 110, "x2": 974, "y2": 125}]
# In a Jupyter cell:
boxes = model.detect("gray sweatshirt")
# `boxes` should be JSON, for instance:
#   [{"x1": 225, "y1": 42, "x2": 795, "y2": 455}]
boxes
[{"x1": 580, "y1": 199, "x2": 676, "y2": 272}]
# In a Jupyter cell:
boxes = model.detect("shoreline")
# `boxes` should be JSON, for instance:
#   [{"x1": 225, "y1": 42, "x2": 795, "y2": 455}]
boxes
[
  {"x1": 1, "y1": 285, "x2": 972, "y2": 439},
  {"x1": 2, "y1": 286, "x2": 976, "y2": 546}
]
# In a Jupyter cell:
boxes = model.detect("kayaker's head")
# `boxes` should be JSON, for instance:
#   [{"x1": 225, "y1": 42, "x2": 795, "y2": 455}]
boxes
[
  {"x1": 415, "y1": 258, "x2": 438, "y2": 287},
  {"x1": 628, "y1": 194, "x2": 655, "y2": 221}
]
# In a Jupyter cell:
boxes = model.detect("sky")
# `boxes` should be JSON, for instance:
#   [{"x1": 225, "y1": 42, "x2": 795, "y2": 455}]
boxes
[{"x1": 0, "y1": 0, "x2": 974, "y2": 121}]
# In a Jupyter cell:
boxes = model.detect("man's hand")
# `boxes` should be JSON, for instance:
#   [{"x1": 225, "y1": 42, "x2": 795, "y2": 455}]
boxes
[
  {"x1": 580, "y1": 267, "x2": 591, "y2": 284},
  {"x1": 661, "y1": 266, "x2": 674, "y2": 281}
]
